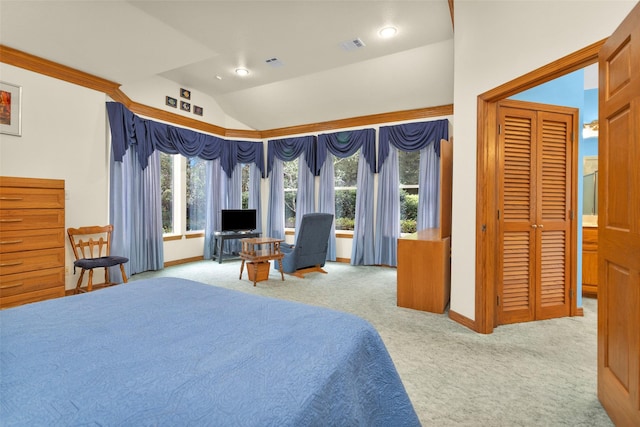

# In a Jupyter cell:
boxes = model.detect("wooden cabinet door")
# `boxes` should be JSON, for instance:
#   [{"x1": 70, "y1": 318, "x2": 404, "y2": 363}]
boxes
[
  {"x1": 497, "y1": 100, "x2": 575, "y2": 325},
  {"x1": 597, "y1": 2, "x2": 640, "y2": 425}
]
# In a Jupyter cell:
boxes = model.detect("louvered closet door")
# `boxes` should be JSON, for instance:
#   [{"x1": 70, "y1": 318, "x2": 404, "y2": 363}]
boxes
[
  {"x1": 498, "y1": 106, "x2": 536, "y2": 325},
  {"x1": 497, "y1": 100, "x2": 575, "y2": 326},
  {"x1": 535, "y1": 111, "x2": 572, "y2": 320}
]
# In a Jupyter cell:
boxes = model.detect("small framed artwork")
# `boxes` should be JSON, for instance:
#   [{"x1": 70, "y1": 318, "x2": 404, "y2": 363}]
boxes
[
  {"x1": 180, "y1": 101, "x2": 191, "y2": 112},
  {"x1": 0, "y1": 81, "x2": 22, "y2": 136},
  {"x1": 180, "y1": 88, "x2": 191, "y2": 100},
  {"x1": 165, "y1": 96, "x2": 177, "y2": 108},
  {"x1": 193, "y1": 106, "x2": 203, "y2": 116}
]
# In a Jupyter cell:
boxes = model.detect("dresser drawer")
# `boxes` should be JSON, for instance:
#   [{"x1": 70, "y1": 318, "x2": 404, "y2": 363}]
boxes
[
  {"x1": 0, "y1": 228, "x2": 65, "y2": 254},
  {"x1": 0, "y1": 247, "x2": 65, "y2": 276},
  {"x1": 0, "y1": 209, "x2": 65, "y2": 231},
  {"x1": 0, "y1": 267, "x2": 65, "y2": 297},
  {"x1": 0, "y1": 286, "x2": 65, "y2": 309},
  {"x1": 0, "y1": 183, "x2": 64, "y2": 210}
]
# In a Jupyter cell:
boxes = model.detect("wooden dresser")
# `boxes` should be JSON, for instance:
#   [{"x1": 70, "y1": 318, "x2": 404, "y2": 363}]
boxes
[
  {"x1": 396, "y1": 138, "x2": 453, "y2": 314},
  {"x1": 0, "y1": 177, "x2": 66, "y2": 308},
  {"x1": 397, "y1": 229, "x2": 451, "y2": 313},
  {"x1": 582, "y1": 226, "x2": 598, "y2": 297}
]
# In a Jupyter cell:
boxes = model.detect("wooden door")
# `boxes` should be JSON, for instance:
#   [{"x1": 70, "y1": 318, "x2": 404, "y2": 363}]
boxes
[
  {"x1": 597, "y1": 2, "x2": 640, "y2": 425},
  {"x1": 497, "y1": 100, "x2": 575, "y2": 325}
]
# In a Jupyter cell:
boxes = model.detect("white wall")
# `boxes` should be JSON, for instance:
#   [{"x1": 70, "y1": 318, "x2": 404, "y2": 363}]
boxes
[
  {"x1": 120, "y1": 75, "x2": 253, "y2": 130},
  {"x1": 450, "y1": 0, "x2": 637, "y2": 320},
  {"x1": 0, "y1": 63, "x2": 109, "y2": 290}
]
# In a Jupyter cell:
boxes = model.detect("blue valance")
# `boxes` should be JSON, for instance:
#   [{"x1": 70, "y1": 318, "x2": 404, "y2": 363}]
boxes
[
  {"x1": 226, "y1": 140, "x2": 266, "y2": 178},
  {"x1": 107, "y1": 102, "x2": 142, "y2": 164},
  {"x1": 316, "y1": 129, "x2": 376, "y2": 174},
  {"x1": 267, "y1": 136, "x2": 316, "y2": 177},
  {"x1": 106, "y1": 102, "x2": 264, "y2": 178},
  {"x1": 378, "y1": 119, "x2": 449, "y2": 171}
]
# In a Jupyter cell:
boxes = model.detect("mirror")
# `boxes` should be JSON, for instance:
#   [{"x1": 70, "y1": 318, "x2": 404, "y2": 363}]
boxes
[{"x1": 583, "y1": 155, "x2": 598, "y2": 226}]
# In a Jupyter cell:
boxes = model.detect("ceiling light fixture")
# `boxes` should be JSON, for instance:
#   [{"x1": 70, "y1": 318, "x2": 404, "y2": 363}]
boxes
[
  {"x1": 215, "y1": 75, "x2": 223, "y2": 80},
  {"x1": 235, "y1": 68, "x2": 250, "y2": 76},
  {"x1": 378, "y1": 26, "x2": 398, "y2": 39}
]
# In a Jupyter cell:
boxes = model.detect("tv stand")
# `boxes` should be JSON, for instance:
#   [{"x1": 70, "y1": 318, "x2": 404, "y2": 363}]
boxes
[{"x1": 212, "y1": 230, "x2": 261, "y2": 263}]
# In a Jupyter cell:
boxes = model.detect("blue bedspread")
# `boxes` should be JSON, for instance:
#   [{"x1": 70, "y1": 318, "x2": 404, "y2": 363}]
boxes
[{"x1": 1, "y1": 277, "x2": 419, "y2": 426}]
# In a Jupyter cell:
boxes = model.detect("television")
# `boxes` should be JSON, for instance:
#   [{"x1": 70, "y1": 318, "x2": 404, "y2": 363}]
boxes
[{"x1": 220, "y1": 209, "x2": 257, "y2": 232}]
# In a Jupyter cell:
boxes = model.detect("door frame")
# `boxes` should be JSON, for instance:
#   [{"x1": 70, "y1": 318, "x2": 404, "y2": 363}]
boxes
[{"x1": 474, "y1": 40, "x2": 605, "y2": 334}]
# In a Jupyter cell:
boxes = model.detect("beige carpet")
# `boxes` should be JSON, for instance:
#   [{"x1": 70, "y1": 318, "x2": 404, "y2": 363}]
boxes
[{"x1": 132, "y1": 260, "x2": 611, "y2": 426}]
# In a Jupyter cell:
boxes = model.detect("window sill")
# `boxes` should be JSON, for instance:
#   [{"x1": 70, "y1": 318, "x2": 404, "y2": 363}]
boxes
[
  {"x1": 163, "y1": 234, "x2": 182, "y2": 242},
  {"x1": 185, "y1": 232, "x2": 204, "y2": 239},
  {"x1": 284, "y1": 229, "x2": 354, "y2": 239}
]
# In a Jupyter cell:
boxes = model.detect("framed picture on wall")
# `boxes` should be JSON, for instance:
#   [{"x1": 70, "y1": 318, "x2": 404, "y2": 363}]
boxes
[
  {"x1": 0, "y1": 81, "x2": 22, "y2": 136},
  {"x1": 166, "y1": 96, "x2": 177, "y2": 108}
]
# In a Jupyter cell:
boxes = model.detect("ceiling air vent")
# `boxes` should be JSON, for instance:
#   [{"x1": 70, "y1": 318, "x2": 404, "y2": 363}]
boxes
[
  {"x1": 340, "y1": 38, "x2": 366, "y2": 51},
  {"x1": 265, "y1": 57, "x2": 284, "y2": 67}
]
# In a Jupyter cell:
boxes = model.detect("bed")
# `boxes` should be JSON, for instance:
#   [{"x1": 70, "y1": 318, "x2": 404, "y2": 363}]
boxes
[{"x1": 1, "y1": 277, "x2": 420, "y2": 426}]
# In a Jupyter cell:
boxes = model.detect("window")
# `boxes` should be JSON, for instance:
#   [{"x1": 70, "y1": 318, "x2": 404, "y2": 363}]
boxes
[
  {"x1": 186, "y1": 157, "x2": 206, "y2": 231},
  {"x1": 398, "y1": 150, "x2": 419, "y2": 233},
  {"x1": 241, "y1": 163, "x2": 250, "y2": 209},
  {"x1": 160, "y1": 153, "x2": 207, "y2": 235},
  {"x1": 160, "y1": 152, "x2": 174, "y2": 234},
  {"x1": 334, "y1": 153, "x2": 359, "y2": 231},
  {"x1": 283, "y1": 159, "x2": 298, "y2": 228}
]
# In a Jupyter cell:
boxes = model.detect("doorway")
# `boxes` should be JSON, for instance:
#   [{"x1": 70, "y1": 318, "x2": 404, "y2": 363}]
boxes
[
  {"x1": 474, "y1": 41, "x2": 603, "y2": 334},
  {"x1": 496, "y1": 99, "x2": 577, "y2": 326}
]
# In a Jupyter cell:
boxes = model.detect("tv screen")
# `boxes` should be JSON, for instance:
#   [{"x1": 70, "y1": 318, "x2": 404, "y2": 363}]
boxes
[{"x1": 220, "y1": 209, "x2": 257, "y2": 232}]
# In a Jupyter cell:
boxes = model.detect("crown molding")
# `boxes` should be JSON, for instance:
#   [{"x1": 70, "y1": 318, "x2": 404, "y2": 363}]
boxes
[
  {"x1": 0, "y1": 45, "x2": 120, "y2": 94},
  {"x1": 261, "y1": 105, "x2": 454, "y2": 139},
  {"x1": 1, "y1": 45, "x2": 452, "y2": 139}
]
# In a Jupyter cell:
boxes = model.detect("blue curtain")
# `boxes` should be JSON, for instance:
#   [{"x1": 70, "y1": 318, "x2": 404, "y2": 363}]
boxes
[
  {"x1": 107, "y1": 102, "x2": 265, "y2": 268},
  {"x1": 375, "y1": 119, "x2": 448, "y2": 266},
  {"x1": 351, "y1": 153, "x2": 375, "y2": 265},
  {"x1": 377, "y1": 119, "x2": 448, "y2": 169},
  {"x1": 267, "y1": 136, "x2": 316, "y2": 239},
  {"x1": 317, "y1": 129, "x2": 375, "y2": 265},
  {"x1": 295, "y1": 152, "x2": 316, "y2": 239},
  {"x1": 224, "y1": 164, "x2": 243, "y2": 254},
  {"x1": 227, "y1": 139, "x2": 266, "y2": 179},
  {"x1": 267, "y1": 136, "x2": 316, "y2": 177},
  {"x1": 318, "y1": 153, "x2": 336, "y2": 261},
  {"x1": 249, "y1": 163, "x2": 262, "y2": 234},
  {"x1": 267, "y1": 158, "x2": 285, "y2": 239},
  {"x1": 107, "y1": 104, "x2": 164, "y2": 279},
  {"x1": 204, "y1": 159, "x2": 223, "y2": 260},
  {"x1": 374, "y1": 146, "x2": 400, "y2": 266},
  {"x1": 418, "y1": 145, "x2": 440, "y2": 229}
]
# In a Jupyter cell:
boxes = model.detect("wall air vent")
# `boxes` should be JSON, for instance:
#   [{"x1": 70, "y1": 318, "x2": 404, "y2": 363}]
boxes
[
  {"x1": 340, "y1": 38, "x2": 366, "y2": 51},
  {"x1": 265, "y1": 57, "x2": 284, "y2": 67}
]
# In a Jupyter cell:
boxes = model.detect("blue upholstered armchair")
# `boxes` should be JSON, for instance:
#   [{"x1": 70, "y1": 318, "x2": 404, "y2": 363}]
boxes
[{"x1": 279, "y1": 213, "x2": 334, "y2": 278}]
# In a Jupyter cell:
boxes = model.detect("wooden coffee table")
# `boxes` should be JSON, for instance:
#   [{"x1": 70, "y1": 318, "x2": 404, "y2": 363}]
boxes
[{"x1": 239, "y1": 237, "x2": 285, "y2": 286}]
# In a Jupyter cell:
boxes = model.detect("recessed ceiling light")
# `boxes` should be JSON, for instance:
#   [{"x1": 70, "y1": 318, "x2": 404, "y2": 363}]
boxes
[
  {"x1": 378, "y1": 26, "x2": 398, "y2": 39},
  {"x1": 235, "y1": 68, "x2": 250, "y2": 76}
]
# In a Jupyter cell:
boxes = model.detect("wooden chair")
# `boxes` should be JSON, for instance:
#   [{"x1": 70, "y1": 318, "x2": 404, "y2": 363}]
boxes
[{"x1": 67, "y1": 225, "x2": 128, "y2": 294}]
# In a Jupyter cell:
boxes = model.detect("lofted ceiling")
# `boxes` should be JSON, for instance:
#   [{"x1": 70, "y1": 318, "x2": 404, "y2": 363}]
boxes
[{"x1": 0, "y1": 0, "x2": 454, "y2": 130}]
